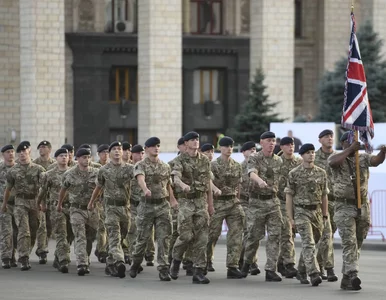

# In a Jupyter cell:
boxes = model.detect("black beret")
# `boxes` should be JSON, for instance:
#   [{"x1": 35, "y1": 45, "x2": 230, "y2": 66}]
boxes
[
  {"x1": 299, "y1": 143, "x2": 315, "y2": 155},
  {"x1": 108, "y1": 141, "x2": 122, "y2": 152},
  {"x1": 54, "y1": 148, "x2": 68, "y2": 158},
  {"x1": 241, "y1": 141, "x2": 256, "y2": 152},
  {"x1": 219, "y1": 136, "x2": 234, "y2": 147},
  {"x1": 319, "y1": 129, "x2": 334, "y2": 139},
  {"x1": 340, "y1": 131, "x2": 351, "y2": 142},
  {"x1": 79, "y1": 143, "x2": 91, "y2": 150},
  {"x1": 260, "y1": 131, "x2": 276, "y2": 139},
  {"x1": 131, "y1": 144, "x2": 144, "y2": 153},
  {"x1": 97, "y1": 144, "x2": 109, "y2": 153},
  {"x1": 1, "y1": 145, "x2": 14, "y2": 153},
  {"x1": 145, "y1": 137, "x2": 161, "y2": 147},
  {"x1": 122, "y1": 141, "x2": 132, "y2": 151},
  {"x1": 280, "y1": 137, "x2": 294, "y2": 146},
  {"x1": 61, "y1": 144, "x2": 74, "y2": 152},
  {"x1": 37, "y1": 140, "x2": 51, "y2": 149},
  {"x1": 183, "y1": 131, "x2": 199, "y2": 142},
  {"x1": 16, "y1": 141, "x2": 30, "y2": 153},
  {"x1": 177, "y1": 137, "x2": 185, "y2": 146},
  {"x1": 201, "y1": 143, "x2": 214, "y2": 152},
  {"x1": 76, "y1": 148, "x2": 91, "y2": 157}
]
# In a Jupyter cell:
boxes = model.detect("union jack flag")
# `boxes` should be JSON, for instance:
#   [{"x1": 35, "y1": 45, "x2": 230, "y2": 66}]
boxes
[{"x1": 342, "y1": 12, "x2": 374, "y2": 153}]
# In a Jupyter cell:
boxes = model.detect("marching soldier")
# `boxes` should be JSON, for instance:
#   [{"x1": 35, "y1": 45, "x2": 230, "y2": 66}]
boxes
[
  {"x1": 96, "y1": 144, "x2": 109, "y2": 166},
  {"x1": 47, "y1": 144, "x2": 76, "y2": 170},
  {"x1": 122, "y1": 142, "x2": 132, "y2": 164}
]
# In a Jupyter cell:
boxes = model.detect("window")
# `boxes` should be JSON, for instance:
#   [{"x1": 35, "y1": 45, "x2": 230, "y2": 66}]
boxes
[
  {"x1": 294, "y1": 68, "x2": 303, "y2": 106},
  {"x1": 295, "y1": 0, "x2": 302, "y2": 38},
  {"x1": 109, "y1": 67, "x2": 138, "y2": 102},
  {"x1": 190, "y1": 0, "x2": 223, "y2": 34},
  {"x1": 193, "y1": 69, "x2": 224, "y2": 104},
  {"x1": 105, "y1": 0, "x2": 137, "y2": 33}
]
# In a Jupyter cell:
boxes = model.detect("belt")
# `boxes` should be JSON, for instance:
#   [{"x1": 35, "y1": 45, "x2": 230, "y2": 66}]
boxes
[
  {"x1": 240, "y1": 194, "x2": 249, "y2": 202},
  {"x1": 16, "y1": 193, "x2": 36, "y2": 199},
  {"x1": 177, "y1": 191, "x2": 205, "y2": 199},
  {"x1": 216, "y1": 195, "x2": 236, "y2": 201},
  {"x1": 70, "y1": 203, "x2": 88, "y2": 210},
  {"x1": 328, "y1": 194, "x2": 335, "y2": 202},
  {"x1": 335, "y1": 198, "x2": 356, "y2": 205},
  {"x1": 130, "y1": 199, "x2": 139, "y2": 207},
  {"x1": 142, "y1": 197, "x2": 167, "y2": 205},
  {"x1": 249, "y1": 193, "x2": 276, "y2": 200},
  {"x1": 106, "y1": 199, "x2": 127, "y2": 206},
  {"x1": 295, "y1": 204, "x2": 319, "y2": 210}
]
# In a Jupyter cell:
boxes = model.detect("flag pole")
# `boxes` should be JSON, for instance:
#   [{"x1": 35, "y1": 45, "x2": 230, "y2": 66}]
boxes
[{"x1": 354, "y1": 131, "x2": 361, "y2": 215}]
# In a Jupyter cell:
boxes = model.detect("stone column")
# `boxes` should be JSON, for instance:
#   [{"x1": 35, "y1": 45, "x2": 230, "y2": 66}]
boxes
[
  {"x1": 372, "y1": 0, "x2": 386, "y2": 58},
  {"x1": 138, "y1": 0, "x2": 182, "y2": 151},
  {"x1": 250, "y1": 0, "x2": 294, "y2": 121},
  {"x1": 19, "y1": 0, "x2": 65, "y2": 154}
]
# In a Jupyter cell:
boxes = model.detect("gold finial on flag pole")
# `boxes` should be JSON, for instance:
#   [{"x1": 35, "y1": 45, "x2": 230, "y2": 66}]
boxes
[{"x1": 351, "y1": 0, "x2": 354, "y2": 12}]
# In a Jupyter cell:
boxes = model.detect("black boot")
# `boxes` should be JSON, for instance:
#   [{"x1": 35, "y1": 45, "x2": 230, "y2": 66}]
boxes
[
  {"x1": 20, "y1": 257, "x2": 30, "y2": 271},
  {"x1": 105, "y1": 264, "x2": 117, "y2": 277},
  {"x1": 310, "y1": 273, "x2": 322, "y2": 286},
  {"x1": 159, "y1": 269, "x2": 171, "y2": 281},
  {"x1": 265, "y1": 270, "x2": 282, "y2": 282},
  {"x1": 52, "y1": 256, "x2": 60, "y2": 269},
  {"x1": 129, "y1": 262, "x2": 141, "y2": 278},
  {"x1": 240, "y1": 263, "x2": 251, "y2": 278},
  {"x1": 10, "y1": 256, "x2": 17, "y2": 267},
  {"x1": 77, "y1": 265, "x2": 87, "y2": 276},
  {"x1": 277, "y1": 262, "x2": 285, "y2": 276},
  {"x1": 227, "y1": 267, "x2": 244, "y2": 279},
  {"x1": 285, "y1": 263, "x2": 298, "y2": 278},
  {"x1": 207, "y1": 261, "x2": 215, "y2": 272},
  {"x1": 170, "y1": 259, "x2": 181, "y2": 280},
  {"x1": 38, "y1": 253, "x2": 47, "y2": 265},
  {"x1": 296, "y1": 272, "x2": 310, "y2": 284},
  {"x1": 192, "y1": 267, "x2": 210, "y2": 284},
  {"x1": 98, "y1": 252, "x2": 107, "y2": 263},
  {"x1": 116, "y1": 261, "x2": 126, "y2": 278},
  {"x1": 124, "y1": 255, "x2": 132, "y2": 265},
  {"x1": 250, "y1": 263, "x2": 261, "y2": 275},
  {"x1": 145, "y1": 255, "x2": 154, "y2": 267},
  {"x1": 326, "y1": 268, "x2": 338, "y2": 282},
  {"x1": 349, "y1": 272, "x2": 362, "y2": 290},
  {"x1": 2, "y1": 259, "x2": 11, "y2": 269},
  {"x1": 320, "y1": 269, "x2": 328, "y2": 280},
  {"x1": 186, "y1": 261, "x2": 193, "y2": 276},
  {"x1": 59, "y1": 260, "x2": 69, "y2": 274}
]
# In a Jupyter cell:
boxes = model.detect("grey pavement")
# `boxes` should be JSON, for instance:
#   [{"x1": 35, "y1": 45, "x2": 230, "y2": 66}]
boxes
[{"x1": 0, "y1": 241, "x2": 385, "y2": 300}]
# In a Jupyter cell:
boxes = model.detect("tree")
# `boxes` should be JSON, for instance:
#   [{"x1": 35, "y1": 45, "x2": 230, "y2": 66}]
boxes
[
  {"x1": 316, "y1": 21, "x2": 386, "y2": 123},
  {"x1": 227, "y1": 69, "x2": 285, "y2": 143}
]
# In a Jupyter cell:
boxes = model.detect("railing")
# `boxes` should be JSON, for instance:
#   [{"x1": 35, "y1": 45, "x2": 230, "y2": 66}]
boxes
[{"x1": 369, "y1": 190, "x2": 386, "y2": 241}]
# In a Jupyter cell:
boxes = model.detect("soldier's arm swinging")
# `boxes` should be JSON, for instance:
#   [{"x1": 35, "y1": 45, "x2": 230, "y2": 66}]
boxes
[
  {"x1": 173, "y1": 175, "x2": 190, "y2": 192},
  {"x1": 286, "y1": 193, "x2": 294, "y2": 228},
  {"x1": 210, "y1": 180, "x2": 221, "y2": 196},
  {"x1": 88, "y1": 185, "x2": 103, "y2": 210},
  {"x1": 168, "y1": 184, "x2": 178, "y2": 208},
  {"x1": 137, "y1": 174, "x2": 151, "y2": 197},
  {"x1": 249, "y1": 172, "x2": 267, "y2": 188},
  {"x1": 207, "y1": 179, "x2": 214, "y2": 215},
  {"x1": 370, "y1": 146, "x2": 386, "y2": 166},
  {"x1": 321, "y1": 194, "x2": 328, "y2": 217},
  {"x1": 1, "y1": 188, "x2": 11, "y2": 213},
  {"x1": 57, "y1": 187, "x2": 67, "y2": 212}
]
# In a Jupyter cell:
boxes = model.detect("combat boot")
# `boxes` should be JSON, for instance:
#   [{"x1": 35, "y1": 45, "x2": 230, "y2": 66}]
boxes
[
  {"x1": 285, "y1": 263, "x2": 298, "y2": 278},
  {"x1": 2, "y1": 259, "x2": 11, "y2": 269},
  {"x1": 296, "y1": 272, "x2": 310, "y2": 284},
  {"x1": 52, "y1": 256, "x2": 60, "y2": 269},
  {"x1": 277, "y1": 262, "x2": 285, "y2": 276},
  {"x1": 116, "y1": 261, "x2": 126, "y2": 278},
  {"x1": 77, "y1": 265, "x2": 87, "y2": 276},
  {"x1": 124, "y1": 255, "x2": 132, "y2": 265},
  {"x1": 310, "y1": 273, "x2": 322, "y2": 286},
  {"x1": 186, "y1": 261, "x2": 193, "y2": 276},
  {"x1": 105, "y1": 264, "x2": 117, "y2": 277},
  {"x1": 20, "y1": 257, "x2": 30, "y2": 271},
  {"x1": 98, "y1": 252, "x2": 107, "y2": 263},
  {"x1": 10, "y1": 256, "x2": 17, "y2": 267},
  {"x1": 326, "y1": 268, "x2": 338, "y2": 282},
  {"x1": 129, "y1": 262, "x2": 141, "y2": 278},
  {"x1": 349, "y1": 272, "x2": 362, "y2": 290},
  {"x1": 207, "y1": 261, "x2": 215, "y2": 272},
  {"x1": 59, "y1": 261, "x2": 69, "y2": 274},
  {"x1": 265, "y1": 270, "x2": 282, "y2": 282},
  {"x1": 169, "y1": 259, "x2": 181, "y2": 280},
  {"x1": 319, "y1": 269, "x2": 328, "y2": 280},
  {"x1": 250, "y1": 263, "x2": 261, "y2": 275},
  {"x1": 159, "y1": 269, "x2": 171, "y2": 281},
  {"x1": 38, "y1": 252, "x2": 47, "y2": 265},
  {"x1": 227, "y1": 267, "x2": 244, "y2": 279},
  {"x1": 192, "y1": 268, "x2": 210, "y2": 284},
  {"x1": 145, "y1": 254, "x2": 154, "y2": 267},
  {"x1": 240, "y1": 263, "x2": 251, "y2": 278}
]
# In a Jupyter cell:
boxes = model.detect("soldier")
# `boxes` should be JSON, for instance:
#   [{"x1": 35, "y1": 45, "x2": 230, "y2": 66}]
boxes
[
  {"x1": 37, "y1": 148, "x2": 73, "y2": 273},
  {"x1": 240, "y1": 131, "x2": 282, "y2": 282},
  {"x1": 0, "y1": 145, "x2": 18, "y2": 269},
  {"x1": 328, "y1": 131, "x2": 386, "y2": 291},
  {"x1": 314, "y1": 129, "x2": 338, "y2": 281},
  {"x1": 57, "y1": 148, "x2": 99, "y2": 276},
  {"x1": 47, "y1": 144, "x2": 76, "y2": 170},
  {"x1": 277, "y1": 137, "x2": 301, "y2": 278},
  {"x1": 78, "y1": 144, "x2": 102, "y2": 169},
  {"x1": 96, "y1": 144, "x2": 109, "y2": 166},
  {"x1": 207, "y1": 136, "x2": 245, "y2": 279},
  {"x1": 88, "y1": 141, "x2": 134, "y2": 279},
  {"x1": 200, "y1": 143, "x2": 215, "y2": 161},
  {"x1": 1, "y1": 141, "x2": 45, "y2": 270},
  {"x1": 285, "y1": 143, "x2": 328, "y2": 286},
  {"x1": 129, "y1": 137, "x2": 177, "y2": 281},
  {"x1": 170, "y1": 131, "x2": 214, "y2": 284},
  {"x1": 34, "y1": 140, "x2": 56, "y2": 265},
  {"x1": 122, "y1": 142, "x2": 132, "y2": 164},
  {"x1": 239, "y1": 141, "x2": 260, "y2": 275}
]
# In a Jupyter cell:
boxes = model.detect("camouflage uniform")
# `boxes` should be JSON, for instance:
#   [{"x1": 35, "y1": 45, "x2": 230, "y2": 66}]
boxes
[
  {"x1": 329, "y1": 154, "x2": 372, "y2": 276},
  {"x1": 207, "y1": 157, "x2": 245, "y2": 268},
  {"x1": 62, "y1": 166, "x2": 99, "y2": 267},
  {"x1": 132, "y1": 157, "x2": 172, "y2": 271},
  {"x1": 171, "y1": 152, "x2": 211, "y2": 269},
  {"x1": 285, "y1": 164, "x2": 328, "y2": 276},
  {"x1": 277, "y1": 155, "x2": 302, "y2": 266},
  {"x1": 33, "y1": 156, "x2": 55, "y2": 258},
  {"x1": 38, "y1": 167, "x2": 73, "y2": 264},
  {"x1": 243, "y1": 151, "x2": 282, "y2": 272},
  {"x1": 0, "y1": 162, "x2": 17, "y2": 264},
  {"x1": 6, "y1": 162, "x2": 45, "y2": 261}
]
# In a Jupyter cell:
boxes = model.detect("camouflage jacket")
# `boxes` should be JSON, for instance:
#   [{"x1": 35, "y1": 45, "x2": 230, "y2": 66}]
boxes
[
  {"x1": 47, "y1": 160, "x2": 76, "y2": 171},
  {"x1": 240, "y1": 160, "x2": 250, "y2": 198},
  {"x1": 38, "y1": 167, "x2": 68, "y2": 206},
  {"x1": 33, "y1": 156, "x2": 56, "y2": 170},
  {"x1": 169, "y1": 156, "x2": 183, "y2": 195},
  {"x1": 278, "y1": 155, "x2": 302, "y2": 199},
  {"x1": 211, "y1": 157, "x2": 242, "y2": 196},
  {"x1": 0, "y1": 162, "x2": 15, "y2": 203},
  {"x1": 315, "y1": 148, "x2": 336, "y2": 196},
  {"x1": 285, "y1": 164, "x2": 329, "y2": 205},
  {"x1": 134, "y1": 157, "x2": 171, "y2": 199},
  {"x1": 62, "y1": 166, "x2": 99, "y2": 205},
  {"x1": 247, "y1": 151, "x2": 282, "y2": 195}
]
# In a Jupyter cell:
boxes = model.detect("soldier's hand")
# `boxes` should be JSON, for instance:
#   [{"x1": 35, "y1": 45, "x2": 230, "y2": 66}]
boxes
[
  {"x1": 258, "y1": 179, "x2": 268, "y2": 189},
  {"x1": 380, "y1": 145, "x2": 386, "y2": 153},
  {"x1": 1, "y1": 204, "x2": 7, "y2": 213},
  {"x1": 170, "y1": 198, "x2": 178, "y2": 209},
  {"x1": 208, "y1": 204, "x2": 215, "y2": 216},
  {"x1": 87, "y1": 202, "x2": 94, "y2": 211},
  {"x1": 181, "y1": 183, "x2": 190, "y2": 193},
  {"x1": 349, "y1": 141, "x2": 361, "y2": 152},
  {"x1": 56, "y1": 205, "x2": 62, "y2": 213},
  {"x1": 144, "y1": 189, "x2": 152, "y2": 198},
  {"x1": 290, "y1": 219, "x2": 295, "y2": 229},
  {"x1": 214, "y1": 189, "x2": 222, "y2": 197}
]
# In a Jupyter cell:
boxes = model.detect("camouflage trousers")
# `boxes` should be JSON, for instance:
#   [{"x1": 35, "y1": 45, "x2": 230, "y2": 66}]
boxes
[
  {"x1": 35, "y1": 210, "x2": 49, "y2": 256},
  {"x1": 334, "y1": 201, "x2": 370, "y2": 275},
  {"x1": 295, "y1": 206, "x2": 323, "y2": 276},
  {"x1": 243, "y1": 198, "x2": 282, "y2": 271},
  {"x1": 132, "y1": 200, "x2": 171, "y2": 271},
  {"x1": 50, "y1": 204, "x2": 74, "y2": 263},
  {"x1": 240, "y1": 199, "x2": 257, "y2": 264},
  {"x1": 316, "y1": 201, "x2": 336, "y2": 270},
  {"x1": 278, "y1": 200, "x2": 296, "y2": 265},
  {"x1": 207, "y1": 198, "x2": 245, "y2": 268},
  {"x1": 95, "y1": 201, "x2": 108, "y2": 256},
  {"x1": 168, "y1": 208, "x2": 179, "y2": 262},
  {"x1": 70, "y1": 206, "x2": 98, "y2": 266},
  {"x1": 0, "y1": 203, "x2": 17, "y2": 261},
  {"x1": 172, "y1": 196, "x2": 209, "y2": 269}
]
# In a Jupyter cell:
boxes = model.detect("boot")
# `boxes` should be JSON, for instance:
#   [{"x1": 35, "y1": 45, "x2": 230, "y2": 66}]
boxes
[
  {"x1": 250, "y1": 263, "x2": 261, "y2": 275},
  {"x1": 77, "y1": 265, "x2": 87, "y2": 276},
  {"x1": 186, "y1": 261, "x2": 193, "y2": 276},
  {"x1": 138, "y1": 265, "x2": 143, "y2": 273},
  {"x1": 124, "y1": 255, "x2": 132, "y2": 265},
  {"x1": 326, "y1": 268, "x2": 338, "y2": 282},
  {"x1": 170, "y1": 259, "x2": 181, "y2": 280},
  {"x1": 277, "y1": 262, "x2": 286, "y2": 276},
  {"x1": 98, "y1": 252, "x2": 107, "y2": 263},
  {"x1": 10, "y1": 256, "x2": 17, "y2": 268},
  {"x1": 38, "y1": 253, "x2": 47, "y2": 265},
  {"x1": 310, "y1": 273, "x2": 322, "y2": 286},
  {"x1": 227, "y1": 267, "x2": 244, "y2": 279},
  {"x1": 238, "y1": 259, "x2": 243, "y2": 270},
  {"x1": 59, "y1": 261, "x2": 69, "y2": 274},
  {"x1": 129, "y1": 262, "x2": 141, "y2": 278},
  {"x1": 340, "y1": 274, "x2": 351, "y2": 290},
  {"x1": 145, "y1": 255, "x2": 154, "y2": 267},
  {"x1": 20, "y1": 257, "x2": 30, "y2": 271},
  {"x1": 105, "y1": 264, "x2": 117, "y2": 277},
  {"x1": 285, "y1": 263, "x2": 298, "y2": 278},
  {"x1": 207, "y1": 261, "x2": 215, "y2": 272},
  {"x1": 2, "y1": 259, "x2": 11, "y2": 269},
  {"x1": 52, "y1": 256, "x2": 60, "y2": 269},
  {"x1": 85, "y1": 265, "x2": 90, "y2": 274},
  {"x1": 159, "y1": 269, "x2": 171, "y2": 281},
  {"x1": 319, "y1": 269, "x2": 328, "y2": 280},
  {"x1": 192, "y1": 267, "x2": 210, "y2": 284},
  {"x1": 296, "y1": 272, "x2": 310, "y2": 284},
  {"x1": 349, "y1": 272, "x2": 362, "y2": 290},
  {"x1": 265, "y1": 270, "x2": 282, "y2": 282},
  {"x1": 182, "y1": 260, "x2": 188, "y2": 270},
  {"x1": 116, "y1": 261, "x2": 126, "y2": 278},
  {"x1": 240, "y1": 263, "x2": 251, "y2": 278}
]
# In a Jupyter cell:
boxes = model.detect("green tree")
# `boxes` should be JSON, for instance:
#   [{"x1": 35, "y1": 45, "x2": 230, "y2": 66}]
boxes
[
  {"x1": 316, "y1": 21, "x2": 386, "y2": 123},
  {"x1": 227, "y1": 69, "x2": 285, "y2": 143}
]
